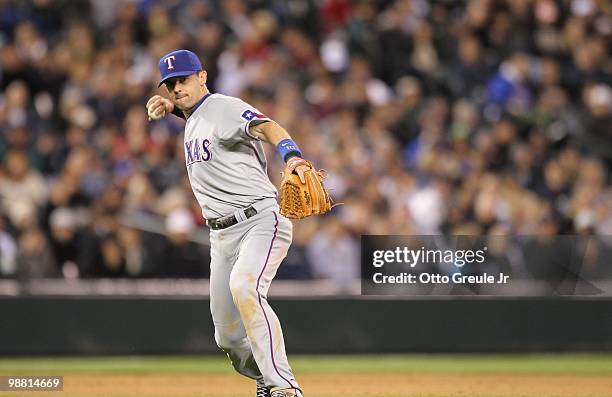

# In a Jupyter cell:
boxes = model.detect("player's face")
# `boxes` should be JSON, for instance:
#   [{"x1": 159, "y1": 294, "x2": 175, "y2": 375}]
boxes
[{"x1": 165, "y1": 71, "x2": 207, "y2": 110}]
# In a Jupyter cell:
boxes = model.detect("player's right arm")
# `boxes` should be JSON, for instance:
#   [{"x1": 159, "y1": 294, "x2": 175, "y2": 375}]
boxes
[{"x1": 146, "y1": 95, "x2": 178, "y2": 120}]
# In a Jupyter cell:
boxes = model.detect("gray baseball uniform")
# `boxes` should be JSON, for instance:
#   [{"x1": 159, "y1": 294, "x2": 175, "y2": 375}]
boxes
[{"x1": 183, "y1": 93, "x2": 301, "y2": 393}]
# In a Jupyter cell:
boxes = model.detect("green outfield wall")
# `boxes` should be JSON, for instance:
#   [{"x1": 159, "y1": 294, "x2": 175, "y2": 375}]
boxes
[{"x1": 1, "y1": 297, "x2": 611, "y2": 355}]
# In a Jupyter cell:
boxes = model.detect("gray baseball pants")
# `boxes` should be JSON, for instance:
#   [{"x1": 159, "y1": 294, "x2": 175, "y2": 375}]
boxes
[{"x1": 209, "y1": 201, "x2": 301, "y2": 394}]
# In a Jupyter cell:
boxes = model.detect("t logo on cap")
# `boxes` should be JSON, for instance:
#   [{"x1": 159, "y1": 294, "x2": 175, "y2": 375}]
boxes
[
  {"x1": 157, "y1": 49, "x2": 204, "y2": 87},
  {"x1": 164, "y1": 56, "x2": 176, "y2": 70}
]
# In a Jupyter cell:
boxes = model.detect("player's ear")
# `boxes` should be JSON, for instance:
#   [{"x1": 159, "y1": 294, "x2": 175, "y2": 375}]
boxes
[{"x1": 198, "y1": 70, "x2": 207, "y2": 87}]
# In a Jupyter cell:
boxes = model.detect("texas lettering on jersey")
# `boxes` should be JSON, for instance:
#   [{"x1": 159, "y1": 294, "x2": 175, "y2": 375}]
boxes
[{"x1": 185, "y1": 137, "x2": 212, "y2": 165}]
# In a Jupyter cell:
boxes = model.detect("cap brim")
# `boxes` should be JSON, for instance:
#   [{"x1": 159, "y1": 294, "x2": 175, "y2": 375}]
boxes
[{"x1": 158, "y1": 70, "x2": 199, "y2": 87}]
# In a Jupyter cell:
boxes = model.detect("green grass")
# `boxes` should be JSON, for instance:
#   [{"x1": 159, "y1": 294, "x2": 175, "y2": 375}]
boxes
[
  {"x1": 0, "y1": 354, "x2": 611, "y2": 375},
  {"x1": 0, "y1": 355, "x2": 611, "y2": 397}
]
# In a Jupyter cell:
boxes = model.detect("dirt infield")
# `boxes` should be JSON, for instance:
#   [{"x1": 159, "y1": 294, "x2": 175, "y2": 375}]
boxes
[{"x1": 4, "y1": 373, "x2": 611, "y2": 397}]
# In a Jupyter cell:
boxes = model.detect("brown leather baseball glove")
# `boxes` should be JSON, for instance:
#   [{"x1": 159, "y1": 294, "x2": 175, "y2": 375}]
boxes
[{"x1": 279, "y1": 157, "x2": 332, "y2": 219}]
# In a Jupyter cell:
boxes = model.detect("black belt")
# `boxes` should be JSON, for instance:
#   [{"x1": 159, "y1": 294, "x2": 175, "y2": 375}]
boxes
[{"x1": 208, "y1": 206, "x2": 258, "y2": 230}]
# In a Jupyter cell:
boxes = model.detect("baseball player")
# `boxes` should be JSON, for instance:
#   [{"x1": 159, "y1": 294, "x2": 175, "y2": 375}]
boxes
[{"x1": 146, "y1": 50, "x2": 309, "y2": 397}]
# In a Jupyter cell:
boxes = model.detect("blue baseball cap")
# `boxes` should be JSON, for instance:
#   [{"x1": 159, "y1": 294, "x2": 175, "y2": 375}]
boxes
[{"x1": 158, "y1": 49, "x2": 203, "y2": 87}]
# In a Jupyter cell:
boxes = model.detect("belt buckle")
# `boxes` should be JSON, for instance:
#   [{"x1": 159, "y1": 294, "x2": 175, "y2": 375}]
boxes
[
  {"x1": 212, "y1": 214, "x2": 236, "y2": 230},
  {"x1": 209, "y1": 217, "x2": 225, "y2": 230},
  {"x1": 209, "y1": 206, "x2": 257, "y2": 230}
]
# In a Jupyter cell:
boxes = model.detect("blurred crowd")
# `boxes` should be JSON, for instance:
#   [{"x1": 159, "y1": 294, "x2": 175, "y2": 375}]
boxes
[{"x1": 0, "y1": 0, "x2": 611, "y2": 284}]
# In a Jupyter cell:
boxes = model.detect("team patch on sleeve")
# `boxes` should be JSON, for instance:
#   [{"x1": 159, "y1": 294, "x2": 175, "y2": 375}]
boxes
[{"x1": 241, "y1": 109, "x2": 266, "y2": 121}]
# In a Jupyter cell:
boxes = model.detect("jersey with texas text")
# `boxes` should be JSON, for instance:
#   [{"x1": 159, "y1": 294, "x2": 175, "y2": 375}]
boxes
[{"x1": 183, "y1": 93, "x2": 277, "y2": 219}]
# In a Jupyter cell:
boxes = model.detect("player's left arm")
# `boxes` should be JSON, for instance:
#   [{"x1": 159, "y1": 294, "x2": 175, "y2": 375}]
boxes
[
  {"x1": 248, "y1": 120, "x2": 290, "y2": 145},
  {"x1": 249, "y1": 121, "x2": 310, "y2": 183}
]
